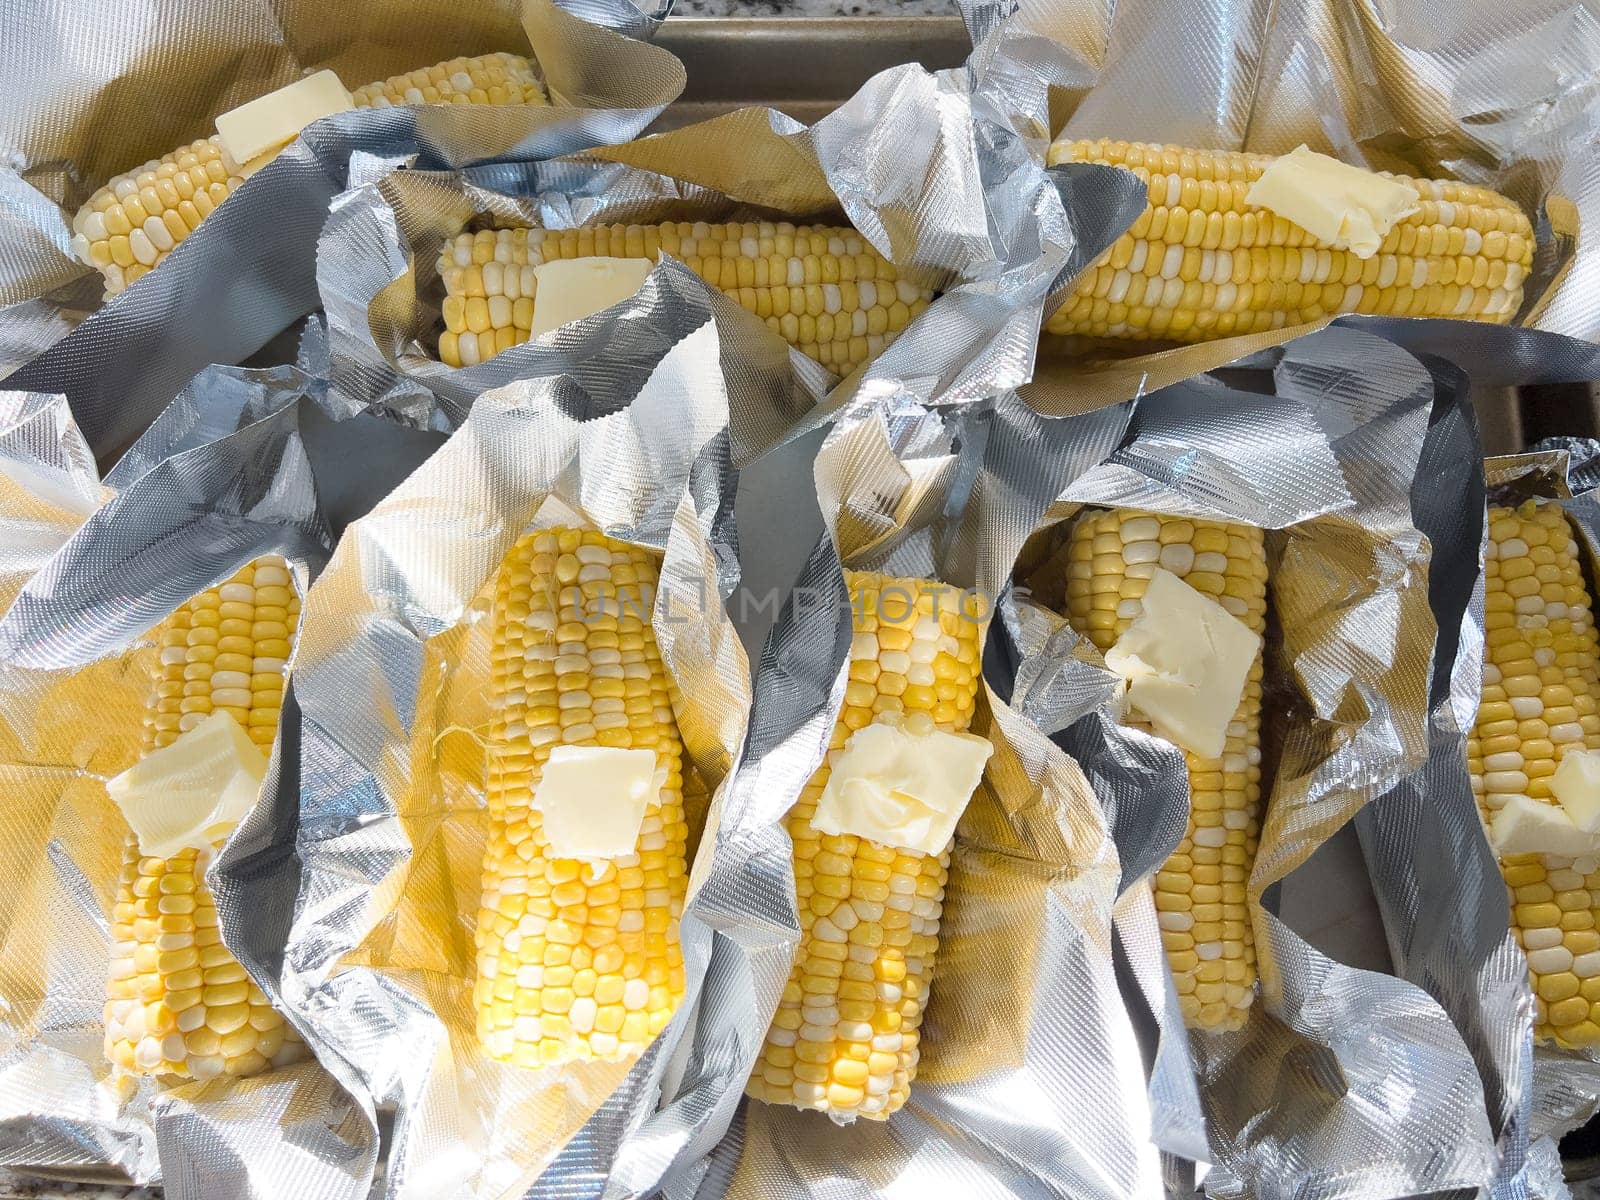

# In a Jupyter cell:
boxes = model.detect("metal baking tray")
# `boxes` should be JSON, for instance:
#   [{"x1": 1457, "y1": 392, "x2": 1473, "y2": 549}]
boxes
[{"x1": 2, "y1": 14, "x2": 1592, "y2": 1198}]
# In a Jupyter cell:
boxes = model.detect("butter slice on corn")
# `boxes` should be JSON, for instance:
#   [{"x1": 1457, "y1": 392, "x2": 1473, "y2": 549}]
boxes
[
  {"x1": 524, "y1": 257, "x2": 655, "y2": 339},
  {"x1": 72, "y1": 53, "x2": 547, "y2": 297},
  {"x1": 1062, "y1": 510, "x2": 1268, "y2": 1031},
  {"x1": 1245, "y1": 145, "x2": 1420, "y2": 259},
  {"x1": 747, "y1": 574, "x2": 986, "y2": 1121},
  {"x1": 104, "y1": 558, "x2": 306, "y2": 1080},
  {"x1": 474, "y1": 528, "x2": 689, "y2": 1068},
  {"x1": 436, "y1": 223, "x2": 933, "y2": 376},
  {"x1": 213, "y1": 70, "x2": 353, "y2": 169},
  {"x1": 1045, "y1": 138, "x2": 1533, "y2": 343},
  {"x1": 1470, "y1": 500, "x2": 1600, "y2": 1048},
  {"x1": 106, "y1": 711, "x2": 267, "y2": 860}
]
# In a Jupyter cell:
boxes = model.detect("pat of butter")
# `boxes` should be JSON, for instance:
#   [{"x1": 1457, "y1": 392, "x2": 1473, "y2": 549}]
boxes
[
  {"x1": 529, "y1": 257, "x2": 655, "y2": 338},
  {"x1": 105, "y1": 711, "x2": 268, "y2": 858},
  {"x1": 534, "y1": 745, "x2": 660, "y2": 861},
  {"x1": 1104, "y1": 567, "x2": 1262, "y2": 760},
  {"x1": 811, "y1": 713, "x2": 993, "y2": 855},
  {"x1": 1552, "y1": 749, "x2": 1600, "y2": 833},
  {"x1": 1245, "y1": 145, "x2": 1420, "y2": 259},
  {"x1": 1489, "y1": 793, "x2": 1587, "y2": 858},
  {"x1": 215, "y1": 70, "x2": 354, "y2": 167}
]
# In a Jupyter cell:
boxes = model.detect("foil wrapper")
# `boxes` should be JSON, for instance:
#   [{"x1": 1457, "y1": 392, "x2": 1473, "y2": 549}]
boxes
[
  {"x1": 684, "y1": 388, "x2": 1210, "y2": 1200},
  {"x1": 0, "y1": 364, "x2": 371, "y2": 1199},
  {"x1": 313, "y1": 32, "x2": 1148, "y2": 434},
  {"x1": 964, "y1": 0, "x2": 1600, "y2": 411},
  {"x1": 1003, "y1": 325, "x2": 1514, "y2": 1198},
  {"x1": 278, "y1": 261, "x2": 811, "y2": 1200},
  {"x1": 0, "y1": 0, "x2": 685, "y2": 457},
  {"x1": 1483, "y1": 440, "x2": 1600, "y2": 1189}
]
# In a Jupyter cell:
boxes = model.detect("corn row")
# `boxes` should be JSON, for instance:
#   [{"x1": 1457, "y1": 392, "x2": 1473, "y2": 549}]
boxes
[
  {"x1": 474, "y1": 528, "x2": 688, "y2": 1068},
  {"x1": 350, "y1": 51, "x2": 545, "y2": 108},
  {"x1": 746, "y1": 574, "x2": 985, "y2": 1120},
  {"x1": 104, "y1": 558, "x2": 306, "y2": 1080},
  {"x1": 72, "y1": 53, "x2": 546, "y2": 296},
  {"x1": 1063, "y1": 510, "x2": 1268, "y2": 1031},
  {"x1": 1471, "y1": 500, "x2": 1600, "y2": 1047},
  {"x1": 435, "y1": 222, "x2": 934, "y2": 376},
  {"x1": 1046, "y1": 138, "x2": 1533, "y2": 343}
]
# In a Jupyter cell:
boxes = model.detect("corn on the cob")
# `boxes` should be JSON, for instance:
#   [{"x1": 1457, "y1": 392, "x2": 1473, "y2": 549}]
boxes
[
  {"x1": 1045, "y1": 138, "x2": 1533, "y2": 343},
  {"x1": 349, "y1": 51, "x2": 545, "y2": 108},
  {"x1": 1062, "y1": 510, "x2": 1268, "y2": 1031},
  {"x1": 435, "y1": 223, "x2": 934, "y2": 376},
  {"x1": 746, "y1": 574, "x2": 986, "y2": 1121},
  {"x1": 72, "y1": 53, "x2": 546, "y2": 297},
  {"x1": 1470, "y1": 500, "x2": 1600, "y2": 1048},
  {"x1": 104, "y1": 558, "x2": 305, "y2": 1080},
  {"x1": 474, "y1": 527, "x2": 689, "y2": 1068},
  {"x1": 71, "y1": 137, "x2": 244, "y2": 297}
]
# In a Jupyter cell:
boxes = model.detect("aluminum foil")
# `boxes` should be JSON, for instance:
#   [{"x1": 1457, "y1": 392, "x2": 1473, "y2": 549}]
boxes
[
  {"x1": 0, "y1": 392, "x2": 106, "y2": 607},
  {"x1": 1482, "y1": 440, "x2": 1600, "y2": 1190},
  {"x1": 1002, "y1": 325, "x2": 1511, "y2": 1198},
  {"x1": 965, "y1": 0, "x2": 1600, "y2": 412},
  {"x1": 0, "y1": 363, "x2": 371, "y2": 1200},
  {"x1": 678, "y1": 386, "x2": 1228, "y2": 1200},
  {"x1": 0, "y1": 0, "x2": 685, "y2": 457},
  {"x1": 312, "y1": 38, "x2": 1148, "y2": 434},
  {"x1": 277, "y1": 260, "x2": 817, "y2": 1200}
]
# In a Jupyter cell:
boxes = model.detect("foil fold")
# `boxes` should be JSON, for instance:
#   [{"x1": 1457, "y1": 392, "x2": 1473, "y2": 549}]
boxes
[{"x1": 0, "y1": 0, "x2": 684, "y2": 456}]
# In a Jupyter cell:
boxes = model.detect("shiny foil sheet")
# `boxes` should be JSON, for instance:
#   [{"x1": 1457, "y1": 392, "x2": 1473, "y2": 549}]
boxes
[
  {"x1": 277, "y1": 261, "x2": 815, "y2": 1200},
  {"x1": 313, "y1": 36, "x2": 1148, "y2": 434},
  {"x1": 966, "y1": 0, "x2": 1600, "y2": 412},
  {"x1": 0, "y1": 365, "x2": 372, "y2": 1199},
  {"x1": 0, "y1": 0, "x2": 684, "y2": 456},
  {"x1": 1003, "y1": 325, "x2": 1513, "y2": 1198},
  {"x1": 0, "y1": 392, "x2": 107, "y2": 607},
  {"x1": 686, "y1": 389, "x2": 1206, "y2": 1200},
  {"x1": 1480, "y1": 441, "x2": 1600, "y2": 1188}
]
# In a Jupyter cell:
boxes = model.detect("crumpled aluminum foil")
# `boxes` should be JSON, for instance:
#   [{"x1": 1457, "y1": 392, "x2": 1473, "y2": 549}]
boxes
[
  {"x1": 312, "y1": 32, "x2": 1148, "y2": 434},
  {"x1": 681, "y1": 387, "x2": 1213, "y2": 1200},
  {"x1": 963, "y1": 0, "x2": 1600, "y2": 412},
  {"x1": 1001, "y1": 325, "x2": 1513, "y2": 1199},
  {"x1": 277, "y1": 260, "x2": 816, "y2": 1200},
  {"x1": 0, "y1": 364, "x2": 373, "y2": 1200},
  {"x1": 0, "y1": 392, "x2": 106, "y2": 605},
  {"x1": 1478, "y1": 440, "x2": 1600, "y2": 1192},
  {"x1": 0, "y1": 0, "x2": 684, "y2": 457}
]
